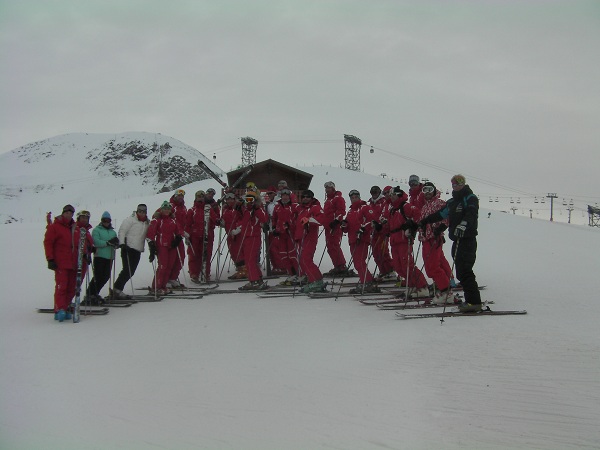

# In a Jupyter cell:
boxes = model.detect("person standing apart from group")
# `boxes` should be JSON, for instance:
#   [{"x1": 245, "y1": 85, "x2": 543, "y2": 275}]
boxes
[{"x1": 418, "y1": 175, "x2": 482, "y2": 312}]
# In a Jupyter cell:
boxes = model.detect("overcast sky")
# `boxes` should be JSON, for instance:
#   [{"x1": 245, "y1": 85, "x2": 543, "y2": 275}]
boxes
[{"x1": 1, "y1": 0, "x2": 599, "y2": 204}]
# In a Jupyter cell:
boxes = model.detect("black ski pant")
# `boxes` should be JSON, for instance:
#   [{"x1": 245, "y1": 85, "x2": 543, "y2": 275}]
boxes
[
  {"x1": 88, "y1": 256, "x2": 113, "y2": 296},
  {"x1": 113, "y1": 246, "x2": 141, "y2": 291},
  {"x1": 452, "y1": 237, "x2": 481, "y2": 305}
]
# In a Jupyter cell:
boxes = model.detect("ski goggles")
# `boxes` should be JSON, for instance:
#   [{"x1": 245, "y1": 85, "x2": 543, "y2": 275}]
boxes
[
  {"x1": 78, "y1": 210, "x2": 91, "y2": 218},
  {"x1": 422, "y1": 185, "x2": 436, "y2": 194},
  {"x1": 206, "y1": 188, "x2": 216, "y2": 195},
  {"x1": 245, "y1": 195, "x2": 256, "y2": 203}
]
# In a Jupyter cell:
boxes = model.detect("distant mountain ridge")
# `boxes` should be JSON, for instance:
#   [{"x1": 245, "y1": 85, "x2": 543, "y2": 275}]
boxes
[{"x1": 0, "y1": 131, "x2": 223, "y2": 194}]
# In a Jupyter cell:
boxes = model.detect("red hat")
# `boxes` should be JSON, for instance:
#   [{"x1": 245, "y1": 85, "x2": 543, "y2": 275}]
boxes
[{"x1": 383, "y1": 186, "x2": 393, "y2": 193}]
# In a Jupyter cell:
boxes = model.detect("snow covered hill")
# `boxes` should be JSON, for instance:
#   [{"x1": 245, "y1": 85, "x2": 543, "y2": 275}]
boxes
[
  {"x1": 1, "y1": 161, "x2": 599, "y2": 449},
  {"x1": 0, "y1": 131, "x2": 223, "y2": 223}
]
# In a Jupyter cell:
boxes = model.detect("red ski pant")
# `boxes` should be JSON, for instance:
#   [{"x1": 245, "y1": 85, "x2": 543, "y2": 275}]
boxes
[
  {"x1": 276, "y1": 233, "x2": 299, "y2": 275},
  {"x1": 422, "y1": 240, "x2": 450, "y2": 291},
  {"x1": 268, "y1": 233, "x2": 285, "y2": 271},
  {"x1": 325, "y1": 227, "x2": 346, "y2": 268},
  {"x1": 296, "y1": 236, "x2": 322, "y2": 282},
  {"x1": 371, "y1": 233, "x2": 394, "y2": 275},
  {"x1": 188, "y1": 235, "x2": 214, "y2": 280},
  {"x1": 242, "y1": 235, "x2": 263, "y2": 282},
  {"x1": 153, "y1": 246, "x2": 178, "y2": 290},
  {"x1": 227, "y1": 235, "x2": 243, "y2": 265},
  {"x1": 349, "y1": 240, "x2": 373, "y2": 284},
  {"x1": 169, "y1": 241, "x2": 185, "y2": 282},
  {"x1": 53, "y1": 266, "x2": 88, "y2": 312},
  {"x1": 390, "y1": 241, "x2": 427, "y2": 289}
]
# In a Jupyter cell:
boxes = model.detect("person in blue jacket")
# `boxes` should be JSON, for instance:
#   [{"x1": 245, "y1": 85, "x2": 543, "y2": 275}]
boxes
[
  {"x1": 418, "y1": 175, "x2": 482, "y2": 312},
  {"x1": 86, "y1": 211, "x2": 119, "y2": 304}
]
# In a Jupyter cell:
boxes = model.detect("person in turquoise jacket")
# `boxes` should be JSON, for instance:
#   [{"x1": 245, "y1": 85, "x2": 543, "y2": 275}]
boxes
[{"x1": 86, "y1": 211, "x2": 119, "y2": 304}]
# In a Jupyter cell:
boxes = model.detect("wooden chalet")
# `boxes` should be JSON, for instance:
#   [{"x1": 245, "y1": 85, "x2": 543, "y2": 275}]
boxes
[{"x1": 226, "y1": 159, "x2": 313, "y2": 196}]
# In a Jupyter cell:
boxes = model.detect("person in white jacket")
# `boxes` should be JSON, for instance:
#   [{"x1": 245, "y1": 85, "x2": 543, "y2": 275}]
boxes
[{"x1": 111, "y1": 204, "x2": 150, "y2": 299}]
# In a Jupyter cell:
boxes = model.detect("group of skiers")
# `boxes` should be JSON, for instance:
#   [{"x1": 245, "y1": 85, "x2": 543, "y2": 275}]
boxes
[{"x1": 43, "y1": 173, "x2": 482, "y2": 321}]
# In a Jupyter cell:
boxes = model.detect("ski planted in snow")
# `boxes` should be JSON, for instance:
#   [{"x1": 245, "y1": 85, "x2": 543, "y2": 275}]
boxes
[{"x1": 72, "y1": 227, "x2": 87, "y2": 323}]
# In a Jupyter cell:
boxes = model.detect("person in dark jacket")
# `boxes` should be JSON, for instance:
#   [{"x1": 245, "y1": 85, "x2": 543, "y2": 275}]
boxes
[{"x1": 418, "y1": 175, "x2": 482, "y2": 312}]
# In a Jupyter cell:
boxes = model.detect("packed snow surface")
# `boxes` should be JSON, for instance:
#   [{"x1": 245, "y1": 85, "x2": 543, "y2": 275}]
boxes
[{"x1": 1, "y1": 165, "x2": 599, "y2": 449}]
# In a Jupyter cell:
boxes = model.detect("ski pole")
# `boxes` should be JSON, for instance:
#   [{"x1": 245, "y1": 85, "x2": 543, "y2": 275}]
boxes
[{"x1": 441, "y1": 238, "x2": 460, "y2": 324}]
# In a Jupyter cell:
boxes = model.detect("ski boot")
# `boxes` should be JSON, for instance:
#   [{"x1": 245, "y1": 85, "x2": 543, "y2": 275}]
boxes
[
  {"x1": 238, "y1": 280, "x2": 268, "y2": 291},
  {"x1": 457, "y1": 302, "x2": 483, "y2": 313},
  {"x1": 54, "y1": 309, "x2": 67, "y2": 322}
]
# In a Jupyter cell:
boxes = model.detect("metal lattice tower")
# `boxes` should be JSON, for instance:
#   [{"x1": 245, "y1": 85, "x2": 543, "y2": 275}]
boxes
[
  {"x1": 344, "y1": 134, "x2": 362, "y2": 171},
  {"x1": 241, "y1": 137, "x2": 258, "y2": 167}
]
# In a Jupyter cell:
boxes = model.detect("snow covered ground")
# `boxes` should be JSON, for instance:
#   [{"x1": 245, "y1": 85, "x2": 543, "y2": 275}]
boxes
[{"x1": 1, "y1": 165, "x2": 599, "y2": 449}]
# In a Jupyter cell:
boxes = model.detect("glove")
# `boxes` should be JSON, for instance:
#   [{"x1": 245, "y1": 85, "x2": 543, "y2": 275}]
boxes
[
  {"x1": 340, "y1": 220, "x2": 348, "y2": 229},
  {"x1": 262, "y1": 223, "x2": 270, "y2": 232},
  {"x1": 119, "y1": 243, "x2": 126, "y2": 250},
  {"x1": 300, "y1": 217, "x2": 309, "y2": 226},
  {"x1": 272, "y1": 230, "x2": 280, "y2": 237},
  {"x1": 329, "y1": 219, "x2": 340, "y2": 230},
  {"x1": 107, "y1": 237, "x2": 120, "y2": 247},
  {"x1": 454, "y1": 221, "x2": 468, "y2": 238},
  {"x1": 230, "y1": 226, "x2": 241, "y2": 236},
  {"x1": 47, "y1": 260, "x2": 57, "y2": 271},
  {"x1": 404, "y1": 229, "x2": 413, "y2": 238},
  {"x1": 283, "y1": 222, "x2": 289, "y2": 229},
  {"x1": 357, "y1": 225, "x2": 366, "y2": 239},
  {"x1": 433, "y1": 224, "x2": 447, "y2": 237},
  {"x1": 184, "y1": 237, "x2": 191, "y2": 246},
  {"x1": 171, "y1": 235, "x2": 183, "y2": 248},
  {"x1": 148, "y1": 241, "x2": 157, "y2": 262},
  {"x1": 372, "y1": 221, "x2": 383, "y2": 232}
]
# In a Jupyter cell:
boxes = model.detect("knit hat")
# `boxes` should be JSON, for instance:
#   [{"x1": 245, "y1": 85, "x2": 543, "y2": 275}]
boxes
[
  {"x1": 101, "y1": 211, "x2": 111, "y2": 220},
  {"x1": 175, "y1": 189, "x2": 185, "y2": 196},
  {"x1": 392, "y1": 186, "x2": 405, "y2": 196},
  {"x1": 451, "y1": 174, "x2": 466, "y2": 186},
  {"x1": 324, "y1": 181, "x2": 335, "y2": 189},
  {"x1": 409, "y1": 175, "x2": 420, "y2": 186},
  {"x1": 370, "y1": 186, "x2": 381, "y2": 195},
  {"x1": 348, "y1": 189, "x2": 360, "y2": 197},
  {"x1": 195, "y1": 190, "x2": 205, "y2": 197},
  {"x1": 383, "y1": 186, "x2": 393, "y2": 194},
  {"x1": 62, "y1": 204, "x2": 75, "y2": 213},
  {"x1": 160, "y1": 201, "x2": 172, "y2": 210}
]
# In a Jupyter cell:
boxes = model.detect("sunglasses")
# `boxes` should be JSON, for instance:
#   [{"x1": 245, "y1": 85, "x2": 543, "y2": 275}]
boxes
[
  {"x1": 301, "y1": 195, "x2": 312, "y2": 199},
  {"x1": 101, "y1": 218, "x2": 112, "y2": 222},
  {"x1": 137, "y1": 209, "x2": 147, "y2": 213}
]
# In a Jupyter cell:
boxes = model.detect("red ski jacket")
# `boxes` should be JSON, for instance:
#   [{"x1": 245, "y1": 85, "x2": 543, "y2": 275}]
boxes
[
  {"x1": 343, "y1": 200, "x2": 377, "y2": 245},
  {"x1": 147, "y1": 213, "x2": 183, "y2": 248},
  {"x1": 44, "y1": 215, "x2": 94, "y2": 269},
  {"x1": 293, "y1": 199, "x2": 325, "y2": 241}
]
